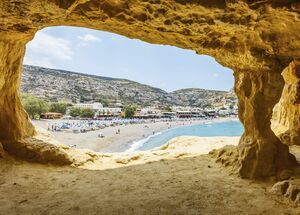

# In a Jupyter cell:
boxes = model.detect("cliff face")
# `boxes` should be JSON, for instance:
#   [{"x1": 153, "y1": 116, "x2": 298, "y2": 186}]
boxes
[
  {"x1": 272, "y1": 61, "x2": 300, "y2": 146},
  {"x1": 0, "y1": 0, "x2": 300, "y2": 179}
]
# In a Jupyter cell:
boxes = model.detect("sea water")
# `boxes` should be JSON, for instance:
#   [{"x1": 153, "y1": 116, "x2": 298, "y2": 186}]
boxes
[{"x1": 126, "y1": 120, "x2": 243, "y2": 152}]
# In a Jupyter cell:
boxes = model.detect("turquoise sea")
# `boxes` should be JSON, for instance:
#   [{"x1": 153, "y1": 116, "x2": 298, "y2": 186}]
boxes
[{"x1": 127, "y1": 120, "x2": 243, "y2": 152}]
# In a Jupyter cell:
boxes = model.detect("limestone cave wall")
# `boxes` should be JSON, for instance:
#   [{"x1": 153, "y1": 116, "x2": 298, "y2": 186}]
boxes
[
  {"x1": 272, "y1": 61, "x2": 300, "y2": 146},
  {"x1": 0, "y1": 0, "x2": 300, "y2": 178}
]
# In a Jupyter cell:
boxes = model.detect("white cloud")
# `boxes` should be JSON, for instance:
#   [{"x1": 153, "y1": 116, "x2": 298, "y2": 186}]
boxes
[
  {"x1": 26, "y1": 32, "x2": 73, "y2": 61},
  {"x1": 23, "y1": 56, "x2": 55, "y2": 68},
  {"x1": 24, "y1": 31, "x2": 73, "y2": 68},
  {"x1": 77, "y1": 34, "x2": 102, "y2": 43}
]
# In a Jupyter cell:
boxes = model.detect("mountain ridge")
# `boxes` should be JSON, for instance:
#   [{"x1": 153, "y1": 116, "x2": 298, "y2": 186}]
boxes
[{"x1": 21, "y1": 65, "x2": 231, "y2": 107}]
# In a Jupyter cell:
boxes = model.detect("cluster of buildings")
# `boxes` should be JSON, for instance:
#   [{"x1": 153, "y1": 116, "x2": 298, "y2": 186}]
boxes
[
  {"x1": 68, "y1": 95, "x2": 238, "y2": 119},
  {"x1": 72, "y1": 102, "x2": 122, "y2": 117},
  {"x1": 136, "y1": 94, "x2": 238, "y2": 119},
  {"x1": 135, "y1": 105, "x2": 238, "y2": 119}
]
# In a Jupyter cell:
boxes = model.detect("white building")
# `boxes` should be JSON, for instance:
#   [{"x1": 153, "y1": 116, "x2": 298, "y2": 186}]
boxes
[
  {"x1": 73, "y1": 102, "x2": 122, "y2": 116},
  {"x1": 74, "y1": 102, "x2": 103, "y2": 110},
  {"x1": 96, "y1": 107, "x2": 122, "y2": 116},
  {"x1": 218, "y1": 108, "x2": 230, "y2": 116},
  {"x1": 140, "y1": 106, "x2": 161, "y2": 115}
]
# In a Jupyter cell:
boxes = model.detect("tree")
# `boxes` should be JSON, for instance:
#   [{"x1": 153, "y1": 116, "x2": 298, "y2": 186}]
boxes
[
  {"x1": 49, "y1": 102, "x2": 67, "y2": 114},
  {"x1": 70, "y1": 107, "x2": 81, "y2": 117},
  {"x1": 71, "y1": 98, "x2": 77, "y2": 103},
  {"x1": 164, "y1": 106, "x2": 172, "y2": 112},
  {"x1": 95, "y1": 98, "x2": 109, "y2": 107},
  {"x1": 80, "y1": 95, "x2": 85, "y2": 103},
  {"x1": 124, "y1": 105, "x2": 136, "y2": 118},
  {"x1": 202, "y1": 103, "x2": 213, "y2": 109},
  {"x1": 80, "y1": 108, "x2": 95, "y2": 118},
  {"x1": 21, "y1": 94, "x2": 49, "y2": 119}
]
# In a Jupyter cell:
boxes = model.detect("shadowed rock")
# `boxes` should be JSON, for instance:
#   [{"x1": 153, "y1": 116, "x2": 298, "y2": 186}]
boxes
[
  {"x1": 270, "y1": 179, "x2": 300, "y2": 206},
  {"x1": 272, "y1": 61, "x2": 300, "y2": 146}
]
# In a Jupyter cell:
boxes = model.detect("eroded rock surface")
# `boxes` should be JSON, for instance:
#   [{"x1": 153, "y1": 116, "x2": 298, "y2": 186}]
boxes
[
  {"x1": 0, "y1": 0, "x2": 300, "y2": 178},
  {"x1": 272, "y1": 61, "x2": 300, "y2": 146},
  {"x1": 211, "y1": 69, "x2": 298, "y2": 179},
  {"x1": 0, "y1": 142, "x2": 4, "y2": 158},
  {"x1": 0, "y1": 40, "x2": 36, "y2": 141},
  {"x1": 271, "y1": 179, "x2": 300, "y2": 207},
  {"x1": 1, "y1": 138, "x2": 73, "y2": 165}
]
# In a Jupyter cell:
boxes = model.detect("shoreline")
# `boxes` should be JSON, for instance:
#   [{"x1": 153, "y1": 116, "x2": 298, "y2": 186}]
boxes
[
  {"x1": 125, "y1": 117, "x2": 240, "y2": 153},
  {"x1": 33, "y1": 117, "x2": 240, "y2": 153}
]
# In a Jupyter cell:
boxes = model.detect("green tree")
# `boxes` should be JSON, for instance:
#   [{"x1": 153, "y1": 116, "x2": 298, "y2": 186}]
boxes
[
  {"x1": 124, "y1": 105, "x2": 136, "y2": 118},
  {"x1": 202, "y1": 103, "x2": 213, "y2": 109},
  {"x1": 80, "y1": 108, "x2": 95, "y2": 118},
  {"x1": 164, "y1": 106, "x2": 172, "y2": 112},
  {"x1": 70, "y1": 107, "x2": 81, "y2": 117},
  {"x1": 21, "y1": 94, "x2": 49, "y2": 119},
  {"x1": 80, "y1": 95, "x2": 85, "y2": 103},
  {"x1": 95, "y1": 98, "x2": 109, "y2": 107},
  {"x1": 71, "y1": 98, "x2": 77, "y2": 103},
  {"x1": 49, "y1": 102, "x2": 67, "y2": 114}
]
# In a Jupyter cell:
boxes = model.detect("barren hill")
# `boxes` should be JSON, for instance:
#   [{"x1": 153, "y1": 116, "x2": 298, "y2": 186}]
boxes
[{"x1": 21, "y1": 65, "x2": 230, "y2": 107}]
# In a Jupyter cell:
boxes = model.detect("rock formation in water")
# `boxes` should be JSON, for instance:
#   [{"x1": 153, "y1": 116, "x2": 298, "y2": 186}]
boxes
[{"x1": 0, "y1": 0, "x2": 300, "y2": 179}]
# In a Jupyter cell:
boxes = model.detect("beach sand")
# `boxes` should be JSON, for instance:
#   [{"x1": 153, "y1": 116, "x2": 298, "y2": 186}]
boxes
[
  {"x1": 32, "y1": 118, "x2": 237, "y2": 153},
  {"x1": 1, "y1": 136, "x2": 299, "y2": 214}
]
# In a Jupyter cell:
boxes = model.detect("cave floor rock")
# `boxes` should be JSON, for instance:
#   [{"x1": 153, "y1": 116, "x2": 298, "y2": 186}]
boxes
[{"x1": 1, "y1": 153, "x2": 299, "y2": 215}]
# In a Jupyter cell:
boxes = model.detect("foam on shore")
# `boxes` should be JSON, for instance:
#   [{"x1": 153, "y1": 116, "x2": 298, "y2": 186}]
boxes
[
  {"x1": 125, "y1": 131, "x2": 163, "y2": 152},
  {"x1": 124, "y1": 118, "x2": 242, "y2": 153}
]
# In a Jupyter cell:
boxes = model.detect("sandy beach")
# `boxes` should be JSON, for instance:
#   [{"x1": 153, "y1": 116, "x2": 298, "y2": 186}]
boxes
[
  {"x1": 1, "y1": 135, "x2": 300, "y2": 214},
  {"x1": 2, "y1": 119, "x2": 300, "y2": 214},
  {"x1": 33, "y1": 117, "x2": 238, "y2": 153}
]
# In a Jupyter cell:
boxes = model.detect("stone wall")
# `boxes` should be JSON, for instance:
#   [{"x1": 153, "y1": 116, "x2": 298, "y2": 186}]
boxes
[{"x1": 0, "y1": 0, "x2": 300, "y2": 178}]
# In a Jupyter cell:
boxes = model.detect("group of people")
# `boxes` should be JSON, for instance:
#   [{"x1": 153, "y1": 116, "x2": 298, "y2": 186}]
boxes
[
  {"x1": 47, "y1": 118, "x2": 146, "y2": 133},
  {"x1": 46, "y1": 117, "x2": 202, "y2": 134}
]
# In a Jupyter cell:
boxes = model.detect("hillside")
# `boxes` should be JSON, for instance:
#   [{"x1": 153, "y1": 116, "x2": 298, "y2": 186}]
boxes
[
  {"x1": 170, "y1": 88, "x2": 226, "y2": 108},
  {"x1": 21, "y1": 65, "x2": 230, "y2": 107}
]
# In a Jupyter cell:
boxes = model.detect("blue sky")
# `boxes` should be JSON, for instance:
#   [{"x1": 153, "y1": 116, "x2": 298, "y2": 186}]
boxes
[{"x1": 24, "y1": 26, "x2": 233, "y2": 92}]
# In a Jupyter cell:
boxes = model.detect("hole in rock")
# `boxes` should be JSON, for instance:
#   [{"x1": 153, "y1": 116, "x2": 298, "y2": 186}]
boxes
[{"x1": 21, "y1": 26, "x2": 242, "y2": 154}]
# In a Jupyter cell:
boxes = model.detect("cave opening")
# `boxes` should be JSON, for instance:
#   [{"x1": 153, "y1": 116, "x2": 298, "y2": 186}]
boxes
[
  {"x1": 0, "y1": 0, "x2": 299, "y2": 180},
  {"x1": 2, "y1": 1, "x2": 300, "y2": 213},
  {"x1": 21, "y1": 26, "x2": 240, "y2": 154},
  {"x1": 0, "y1": 21, "x2": 297, "y2": 179}
]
